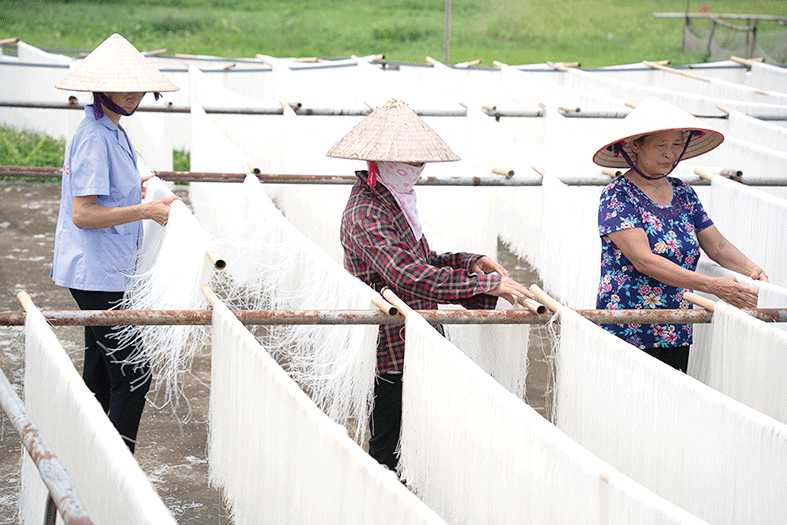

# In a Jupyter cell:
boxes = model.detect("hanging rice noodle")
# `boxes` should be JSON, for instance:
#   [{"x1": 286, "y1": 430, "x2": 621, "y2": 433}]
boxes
[
  {"x1": 200, "y1": 173, "x2": 379, "y2": 442},
  {"x1": 690, "y1": 261, "x2": 787, "y2": 422},
  {"x1": 724, "y1": 108, "x2": 787, "y2": 152},
  {"x1": 398, "y1": 312, "x2": 708, "y2": 525},
  {"x1": 707, "y1": 174, "x2": 787, "y2": 286},
  {"x1": 696, "y1": 300, "x2": 787, "y2": 424},
  {"x1": 553, "y1": 307, "x2": 787, "y2": 525},
  {"x1": 537, "y1": 171, "x2": 601, "y2": 309},
  {"x1": 750, "y1": 61, "x2": 787, "y2": 93},
  {"x1": 20, "y1": 306, "x2": 175, "y2": 525},
  {"x1": 424, "y1": 224, "x2": 530, "y2": 399},
  {"x1": 116, "y1": 172, "x2": 216, "y2": 409},
  {"x1": 208, "y1": 301, "x2": 447, "y2": 525}
]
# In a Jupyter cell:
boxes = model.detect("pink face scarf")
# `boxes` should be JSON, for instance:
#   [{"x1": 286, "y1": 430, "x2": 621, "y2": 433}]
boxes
[{"x1": 374, "y1": 161, "x2": 425, "y2": 240}]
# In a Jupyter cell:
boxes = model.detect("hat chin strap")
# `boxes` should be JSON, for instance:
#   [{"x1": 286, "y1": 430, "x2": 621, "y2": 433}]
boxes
[
  {"x1": 92, "y1": 92, "x2": 160, "y2": 120},
  {"x1": 614, "y1": 131, "x2": 696, "y2": 181}
]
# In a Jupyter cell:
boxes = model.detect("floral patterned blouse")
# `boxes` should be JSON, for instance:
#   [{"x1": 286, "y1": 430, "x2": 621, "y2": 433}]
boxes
[{"x1": 596, "y1": 176, "x2": 713, "y2": 349}]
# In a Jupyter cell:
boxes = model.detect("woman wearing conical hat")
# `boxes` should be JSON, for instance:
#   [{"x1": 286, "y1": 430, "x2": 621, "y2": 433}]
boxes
[
  {"x1": 50, "y1": 34, "x2": 180, "y2": 453},
  {"x1": 328, "y1": 98, "x2": 531, "y2": 471},
  {"x1": 593, "y1": 96, "x2": 767, "y2": 372}
]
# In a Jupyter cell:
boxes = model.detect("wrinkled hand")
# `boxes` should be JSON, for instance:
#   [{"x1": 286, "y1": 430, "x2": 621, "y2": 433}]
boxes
[
  {"x1": 471, "y1": 256, "x2": 509, "y2": 277},
  {"x1": 145, "y1": 195, "x2": 180, "y2": 226},
  {"x1": 486, "y1": 276, "x2": 533, "y2": 305},
  {"x1": 749, "y1": 266, "x2": 769, "y2": 283},
  {"x1": 708, "y1": 276, "x2": 758, "y2": 309}
]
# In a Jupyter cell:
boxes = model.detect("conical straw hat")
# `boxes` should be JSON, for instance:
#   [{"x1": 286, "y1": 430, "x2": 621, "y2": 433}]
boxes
[
  {"x1": 326, "y1": 98, "x2": 460, "y2": 163},
  {"x1": 56, "y1": 34, "x2": 179, "y2": 93},
  {"x1": 592, "y1": 96, "x2": 723, "y2": 168}
]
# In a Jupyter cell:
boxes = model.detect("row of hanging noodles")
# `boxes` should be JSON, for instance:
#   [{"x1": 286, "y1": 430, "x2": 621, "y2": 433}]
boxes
[
  {"x1": 707, "y1": 173, "x2": 787, "y2": 287},
  {"x1": 690, "y1": 261, "x2": 787, "y2": 424},
  {"x1": 422, "y1": 223, "x2": 531, "y2": 400},
  {"x1": 187, "y1": 98, "x2": 378, "y2": 441},
  {"x1": 398, "y1": 311, "x2": 707, "y2": 525},
  {"x1": 724, "y1": 108, "x2": 787, "y2": 152},
  {"x1": 190, "y1": 171, "x2": 379, "y2": 443},
  {"x1": 116, "y1": 169, "x2": 217, "y2": 412},
  {"x1": 208, "y1": 301, "x2": 447, "y2": 525},
  {"x1": 751, "y1": 61, "x2": 787, "y2": 93},
  {"x1": 553, "y1": 306, "x2": 787, "y2": 525},
  {"x1": 563, "y1": 67, "x2": 787, "y2": 117},
  {"x1": 21, "y1": 306, "x2": 175, "y2": 525}
]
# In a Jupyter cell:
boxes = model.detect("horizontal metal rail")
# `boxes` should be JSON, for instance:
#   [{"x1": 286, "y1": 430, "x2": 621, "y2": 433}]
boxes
[
  {"x1": 2, "y1": 308, "x2": 786, "y2": 326},
  {"x1": 1, "y1": 165, "x2": 599, "y2": 186},
  {"x1": 0, "y1": 368, "x2": 95, "y2": 525},
  {"x1": 4, "y1": 99, "x2": 786, "y2": 120},
  {"x1": 3, "y1": 165, "x2": 776, "y2": 187}
]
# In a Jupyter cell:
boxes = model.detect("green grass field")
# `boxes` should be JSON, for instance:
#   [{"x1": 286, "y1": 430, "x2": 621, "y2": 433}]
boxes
[
  {"x1": 1, "y1": 0, "x2": 785, "y2": 66},
  {"x1": 1, "y1": 0, "x2": 784, "y2": 168}
]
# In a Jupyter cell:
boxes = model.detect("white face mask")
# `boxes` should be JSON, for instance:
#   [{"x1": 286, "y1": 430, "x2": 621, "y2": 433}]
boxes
[{"x1": 376, "y1": 162, "x2": 426, "y2": 240}]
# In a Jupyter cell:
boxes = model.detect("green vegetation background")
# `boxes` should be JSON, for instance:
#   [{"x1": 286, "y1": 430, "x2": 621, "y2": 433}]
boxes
[
  {"x1": 2, "y1": 0, "x2": 784, "y2": 67},
  {"x1": 1, "y1": 0, "x2": 784, "y2": 169}
]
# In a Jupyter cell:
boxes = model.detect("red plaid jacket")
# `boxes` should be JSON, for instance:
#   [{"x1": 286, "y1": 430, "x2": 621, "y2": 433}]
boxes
[{"x1": 340, "y1": 170, "x2": 500, "y2": 373}]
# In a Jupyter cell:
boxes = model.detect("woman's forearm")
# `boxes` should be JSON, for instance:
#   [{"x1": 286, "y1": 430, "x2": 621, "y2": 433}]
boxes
[{"x1": 72, "y1": 196, "x2": 147, "y2": 229}]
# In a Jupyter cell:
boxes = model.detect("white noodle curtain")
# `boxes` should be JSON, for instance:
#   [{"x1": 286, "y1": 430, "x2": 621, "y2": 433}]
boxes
[
  {"x1": 208, "y1": 301, "x2": 447, "y2": 525},
  {"x1": 21, "y1": 307, "x2": 175, "y2": 525},
  {"x1": 118, "y1": 173, "x2": 216, "y2": 406},
  {"x1": 564, "y1": 67, "x2": 787, "y2": 117},
  {"x1": 399, "y1": 312, "x2": 708, "y2": 525},
  {"x1": 750, "y1": 61, "x2": 787, "y2": 93},
  {"x1": 692, "y1": 300, "x2": 787, "y2": 424},
  {"x1": 719, "y1": 108, "x2": 787, "y2": 151},
  {"x1": 707, "y1": 175, "x2": 787, "y2": 287},
  {"x1": 191, "y1": 169, "x2": 378, "y2": 441},
  {"x1": 554, "y1": 307, "x2": 787, "y2": 525},
  {"x1": 424, "y1": 224, "x2": 530, "y2": 400},
  {"x1": 537, "y1": 172, "x2": 601, "y2": 309}
]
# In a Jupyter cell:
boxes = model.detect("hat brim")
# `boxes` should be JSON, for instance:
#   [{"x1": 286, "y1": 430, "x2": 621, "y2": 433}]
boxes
[
  {"x1": 592, "y1": 96, "x2": 723, "y2": 168},
  {"x1": 326, "y1": 99, "x2": 460, "y2": 163},
  {"x1": 593, "y1": 127, "x2": 724, "y2": 168}
]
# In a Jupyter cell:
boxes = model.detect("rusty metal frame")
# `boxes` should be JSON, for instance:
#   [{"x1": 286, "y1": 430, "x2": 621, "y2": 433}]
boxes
[
  {"x1": 0, "y1": 369, "x2": 94, "y2": 525},
  {"x1": 2, "y1": 308, "x2": 786, "y2": 326}
]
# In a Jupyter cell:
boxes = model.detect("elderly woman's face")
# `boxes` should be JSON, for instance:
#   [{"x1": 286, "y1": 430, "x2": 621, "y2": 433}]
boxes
[
  {"x1": 631, "y1": 130, "x2": 685, "y2": 178},
  {"x1": 106, "y1": 92, "x2": 145, "y2": 114}
]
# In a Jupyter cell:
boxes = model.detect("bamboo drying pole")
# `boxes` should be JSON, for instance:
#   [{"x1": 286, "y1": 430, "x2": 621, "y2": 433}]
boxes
[
  {"x1": 492, "y1": 168, "x2": 515, "y2": 178},
  {"x1": 204, "y1": 247, "x2": 226, "y2": 270},
  {"x1": 528, "y1": 284, "x2": 563, "y2": 313},
  {"x1": 381, "y1": 288, "x2": 413, "y2": 317},
  {"x1": 730, "y1": 55, "x2": 765, "y2": 67},
  {"x1": 683, "y1": 292, "x2": 717, "y2": 312},
  {"x1": 642, "y1": 60, "x2": 711, "y2": 83},
  {"x1": 371, "y1": 295, "x2": 399, "y2": 316}
]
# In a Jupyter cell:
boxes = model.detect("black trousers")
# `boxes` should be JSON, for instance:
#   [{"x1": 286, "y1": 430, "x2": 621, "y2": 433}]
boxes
[
  {"x1": 69, "y1": 289, "x2": 151, "y2": 453},
  {"x1": 368, "y1": 372, "x2": 403, "y2": 471},
  {"x1": 644, "y1": 345, "x2": 690, "y2": 373}
]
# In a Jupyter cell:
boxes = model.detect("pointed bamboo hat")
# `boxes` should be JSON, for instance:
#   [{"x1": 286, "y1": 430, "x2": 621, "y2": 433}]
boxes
[
  {"x1": 56, "y1": 34, "x2": 179, "y2": 93},
  {"x1": 326, "y1": 98, "x2": 460, "y2": 163},
  {"x1": 592, "y1": 96, "x2": 723, "y2": 168}
]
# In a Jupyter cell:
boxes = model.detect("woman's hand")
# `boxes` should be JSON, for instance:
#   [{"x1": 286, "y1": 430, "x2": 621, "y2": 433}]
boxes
[
  {"x1": 748, "y1": 266, "x2": 769, "y2": 283},
  {"x1": 707, "y1": 276, "x2": 758, "y2": 309},
  {"x1": 471, "y1": 256, "x2": 509, "y2": 277},
  {"x1": 143, "y1": 195, "x2": 180, "y2": 226},
  {"x1": 140, "y1": 172, "x2": 156, "y2": 200},
  {"x1": 486, "y1": 276, "x2": 533, "y2": 305}
]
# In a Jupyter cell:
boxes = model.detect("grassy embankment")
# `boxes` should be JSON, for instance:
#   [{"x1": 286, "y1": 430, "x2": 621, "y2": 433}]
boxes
[{"x1": 1, "y1": 0, "x2": 784, "y2": 170}]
